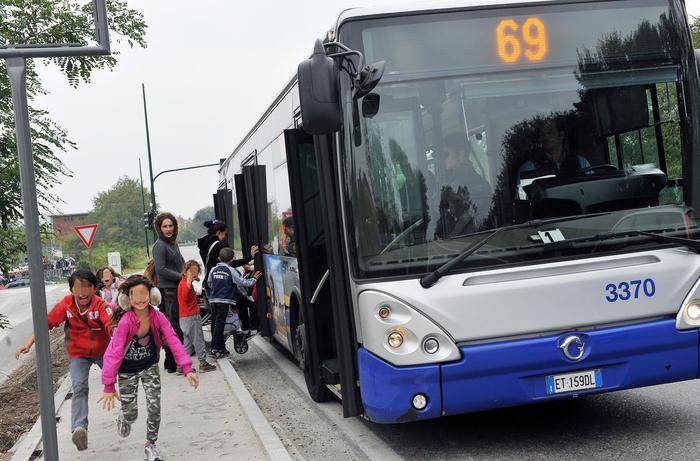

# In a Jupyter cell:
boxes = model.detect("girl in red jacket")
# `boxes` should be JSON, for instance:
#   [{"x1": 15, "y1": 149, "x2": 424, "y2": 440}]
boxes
[
  {"x1": 99, "y1": 275, "x2": 199, "y2": 461},
  {"x1": 15, "y1": 270, "x2": 114, "y2": 452}
]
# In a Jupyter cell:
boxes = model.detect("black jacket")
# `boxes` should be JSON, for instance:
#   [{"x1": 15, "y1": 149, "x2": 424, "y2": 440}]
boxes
[{"x1": 197, "y1": 234, "x2": 252, "y2": 290}]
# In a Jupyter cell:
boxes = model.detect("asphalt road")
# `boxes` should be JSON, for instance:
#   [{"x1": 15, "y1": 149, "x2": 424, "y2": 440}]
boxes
[
  {"x1": 0, "y1": 283, "x2": 68, "y2": 384},
  {"x1": 235, "y1": 337, "x2": 700, "y2": 460}
]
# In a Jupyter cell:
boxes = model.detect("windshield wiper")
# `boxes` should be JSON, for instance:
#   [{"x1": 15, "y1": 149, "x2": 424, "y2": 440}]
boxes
[
  {"x1": 611, "y1": 230, "x2": 700, "y2": 252},
  {"x1": 420, "y1": 212, "x2": 612, "y2": 288}
]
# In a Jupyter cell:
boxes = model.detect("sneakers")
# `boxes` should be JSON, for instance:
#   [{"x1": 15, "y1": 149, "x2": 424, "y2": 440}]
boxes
[
  {"x1": 199, "y1": 361, "x2": 217, "y2": 373},
  {"x1": 175, "y1": 367, "x2": 183, "y2": 375},
  {"x1": 71, "y1": 426, "x2": 88, "y2": 451},
  {"x1": 144, "y1": 442, "x2": 164, "y2": 461},
  {"x1": 210, "y1": 349, "x2": 229, "y2": 359},
  {"x1": 117, "y1": 413, "x2": 131, "y2": 438}
]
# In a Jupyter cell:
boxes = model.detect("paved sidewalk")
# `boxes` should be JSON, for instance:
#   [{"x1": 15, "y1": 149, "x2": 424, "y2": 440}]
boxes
[{"x1": 41, "y1": 358, "x2": 269, "y2": 460}]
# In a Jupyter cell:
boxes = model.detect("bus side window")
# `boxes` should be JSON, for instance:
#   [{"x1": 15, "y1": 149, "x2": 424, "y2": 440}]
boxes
[{"x1": 604, "y1": 82, "x2": 683, "y2": 205}]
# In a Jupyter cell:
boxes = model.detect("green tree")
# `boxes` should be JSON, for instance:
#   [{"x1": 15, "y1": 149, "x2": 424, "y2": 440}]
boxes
[
  {"x1": 0, "y1": 0, "x2": 146, "y2": 274},
  {"x1": 691, "y1": 16, "x2": 699, "y2": 46},
  {"x1": 0, "y1": 225, "x2": 24, "y2": 274},
  {"x1": 193, "y1": 206, "x2": 215, "y2": 224}
]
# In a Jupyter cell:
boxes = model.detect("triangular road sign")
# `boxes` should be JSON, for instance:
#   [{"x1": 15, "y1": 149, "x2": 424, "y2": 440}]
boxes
[{"x1": 74, "y1": 224, "x2": 99, "y2": 248}]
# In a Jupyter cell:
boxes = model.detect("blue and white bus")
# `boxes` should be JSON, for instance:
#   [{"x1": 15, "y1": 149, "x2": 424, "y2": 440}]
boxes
[{"x1": 216, "y1": 0, "x2": 700, "y2": 424}]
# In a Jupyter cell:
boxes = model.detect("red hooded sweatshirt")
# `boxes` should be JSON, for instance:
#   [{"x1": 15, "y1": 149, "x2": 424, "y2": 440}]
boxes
[{"x1": 47, "y1": 294, "x2": 114, "y2": 359}]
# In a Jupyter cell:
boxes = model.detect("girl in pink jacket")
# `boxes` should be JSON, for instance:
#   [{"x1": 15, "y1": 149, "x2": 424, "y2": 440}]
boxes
[{"x1": 99, "y1": 275, "x2": 199, "y2": 461}]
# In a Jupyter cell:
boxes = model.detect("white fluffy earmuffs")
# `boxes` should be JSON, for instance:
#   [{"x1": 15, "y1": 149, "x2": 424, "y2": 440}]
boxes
[{"x1": 117, "y1": 287, "x2": 161, "y2": 311}]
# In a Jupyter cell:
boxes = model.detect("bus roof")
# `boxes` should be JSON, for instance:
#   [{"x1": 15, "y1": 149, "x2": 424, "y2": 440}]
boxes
[{"x1": 335, "y1": 0, "x2": 559, "y2": 29}]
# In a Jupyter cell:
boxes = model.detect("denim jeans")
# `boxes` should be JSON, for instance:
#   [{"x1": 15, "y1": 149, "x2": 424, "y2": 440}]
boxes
[{"x1": 69, "y1": 357, "x2": 103, "y2": 432}]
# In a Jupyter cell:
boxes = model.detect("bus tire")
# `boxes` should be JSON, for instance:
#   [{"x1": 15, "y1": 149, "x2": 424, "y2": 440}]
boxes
[{"x1": 296, "y1": 323, "x2": 333, "y2": 402}]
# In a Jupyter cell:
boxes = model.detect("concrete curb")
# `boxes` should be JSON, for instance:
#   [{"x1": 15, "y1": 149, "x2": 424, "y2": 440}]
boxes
[
  {"x1": 251, "y1": 336, "x2": 405, "y2": 461},
  {"x1": 217, "y1": 358, "x2": 293, "y2": 461},
  {"x1": 10, "y1": 373, "x2": 72, "y2": 461}
]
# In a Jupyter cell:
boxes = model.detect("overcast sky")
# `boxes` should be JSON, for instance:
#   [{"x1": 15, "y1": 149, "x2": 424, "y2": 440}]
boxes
[{"x1": 37, "y1": 0, "x2": 700, "y2": 220}]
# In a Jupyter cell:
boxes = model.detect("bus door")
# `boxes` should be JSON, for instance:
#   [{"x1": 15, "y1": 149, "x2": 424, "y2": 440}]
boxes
[
  {"x1": 213, "y1": 188, "x2": 234, "y2": 247},
  {"x1": 284, "y1": 128, "x2": 362, "y2": 417},
  {"x1": 233, "y1": 165, "x2": 272, "y2": 339}
]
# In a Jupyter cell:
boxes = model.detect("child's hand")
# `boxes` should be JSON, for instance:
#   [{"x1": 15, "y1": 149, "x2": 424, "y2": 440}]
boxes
[
  {"x1": 14, "y1": 345, "x2": 30, "y2": 359},
  {"x1": 253, "y1": 271, "x2": 263, "y2": 280},
  {"x1": 186, "y1": 372, "x2": 199, "y2": 389},
  {"x1": 98, "y1": 392, "x2": 119, "y2": 411}
]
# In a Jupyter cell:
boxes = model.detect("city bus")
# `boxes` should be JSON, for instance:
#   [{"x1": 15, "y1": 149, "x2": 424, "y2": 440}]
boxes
[{"x1": 215, "y1": 0, "x2": 700, "y2": 423}]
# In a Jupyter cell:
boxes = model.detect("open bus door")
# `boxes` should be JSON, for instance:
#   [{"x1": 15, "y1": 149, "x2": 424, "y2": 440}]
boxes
[
  {"x1": 213, "y1": 189, "x2": 234, "y2": 247},
  {"x1": 284, "y1": 128, "x2": 362, "y2": 417},
  {"x1": 234, "y1": 166, "x2": 272, "y2": 339}
]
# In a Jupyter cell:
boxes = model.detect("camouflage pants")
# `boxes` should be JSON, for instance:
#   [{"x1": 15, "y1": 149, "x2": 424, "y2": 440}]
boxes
[{"x1": 118, "y1": 363, "x2": 161, "y2": 442}]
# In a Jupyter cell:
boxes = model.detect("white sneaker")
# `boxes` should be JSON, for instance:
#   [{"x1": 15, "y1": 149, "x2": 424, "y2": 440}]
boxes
[
  {"x1": 144, "y1": 443, "x2": 164, "y2": 461},
  {"x1": 116, "y1": 413, "x2": 131, "y2": 438}
]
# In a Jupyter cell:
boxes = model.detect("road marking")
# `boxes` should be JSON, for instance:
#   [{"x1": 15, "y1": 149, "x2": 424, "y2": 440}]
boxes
[
  {"x1": 251, "y1": 336, "x2": 404, "y2": 461},
  {"x1": 218, "y1": 357, "x2": 293, "y2": 461}
]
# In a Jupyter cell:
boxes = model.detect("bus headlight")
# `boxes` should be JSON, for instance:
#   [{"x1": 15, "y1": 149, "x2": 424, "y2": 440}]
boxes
[
  {"x1": 676, "y1": 277, "x2": 700, "y2": 330},
  {"x1": 388, "y1": 331, "x2": 404, "y2": 348},
  {"x1": 359, "y1": 290, "x2": 461, "y2": 366},
  {"x1": 378, "y1": 305, "x2": 391, "y2": 319},
  {"x1": 682, "y1": 301, "x2": 700, "y2": 324}
]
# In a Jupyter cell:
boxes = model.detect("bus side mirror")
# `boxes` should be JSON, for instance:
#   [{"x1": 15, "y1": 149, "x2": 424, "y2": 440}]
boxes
[
  {"x1": 362, "y1": 93, "x2": 380, "y2": 118},
  {"x1": 298, "y1": 39, "x2": 342, "y2": 135},
  {"x1": 353, "y1": 61, "x2": 385, "y2": 100}
]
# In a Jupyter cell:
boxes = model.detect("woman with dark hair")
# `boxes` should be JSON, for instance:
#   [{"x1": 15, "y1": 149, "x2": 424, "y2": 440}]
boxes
[
  {"x1": 152, "y1": 211, "x2": 185, "y2": 373},
  {"x1": 196, "y1": 219, "x2": 260, "y2": 292}
]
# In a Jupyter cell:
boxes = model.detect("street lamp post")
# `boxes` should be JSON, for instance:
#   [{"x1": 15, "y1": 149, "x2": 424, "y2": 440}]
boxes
[
  {"x1": 0, "y1": 3, "x2": 111, "y2": 459},
  {"x1": 141, "y1": 83, "x2": 157, "y2": 242},
  {"x1": 139, "y1": 158, "x2": 150, "y2": 258}
]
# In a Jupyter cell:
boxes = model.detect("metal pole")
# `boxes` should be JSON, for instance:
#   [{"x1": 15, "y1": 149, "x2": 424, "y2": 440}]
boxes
[
  {"x1": 6, "y1": 57, "x2": 58, "y2": 461},
  {"x1": 142, "y1": 83, "x2": 157, "y2": 241},
  {"x1": 139, "y1": 158, "x2": 150, "y2": 257},
  {"x1": 153, "y1": 162, "x2": 220, "y2": 182}
]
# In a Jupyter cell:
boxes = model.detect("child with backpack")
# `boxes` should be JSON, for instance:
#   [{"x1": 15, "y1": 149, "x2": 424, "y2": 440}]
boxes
[
  {"x1": 15, "y1": 270, "x2": 114, "y2": 452},
  {"x1": 99, "y1": 275, "x2": 199, "y2": 461},
  {"x1": 207, "y1": 247, "x2": 261, "y2": 358},
  {"x1": 178, "y1": 260, "x2": 216, "y2": 372}
]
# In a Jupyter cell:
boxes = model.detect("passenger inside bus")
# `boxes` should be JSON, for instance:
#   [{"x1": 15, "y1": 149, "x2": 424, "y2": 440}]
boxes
[{"x1": 434, "y1": 132, "x2": 492, "y2": 238}]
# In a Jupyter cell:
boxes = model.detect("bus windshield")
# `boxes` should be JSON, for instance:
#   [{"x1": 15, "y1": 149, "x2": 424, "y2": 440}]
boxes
[{"x1": 339, "y1": 0, "x2": 698, "y2": 279}]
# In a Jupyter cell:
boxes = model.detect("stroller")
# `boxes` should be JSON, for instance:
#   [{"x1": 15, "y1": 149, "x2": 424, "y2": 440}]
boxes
[{"x1": 199, "y1": 290, "x2": 257, "y2": 355}]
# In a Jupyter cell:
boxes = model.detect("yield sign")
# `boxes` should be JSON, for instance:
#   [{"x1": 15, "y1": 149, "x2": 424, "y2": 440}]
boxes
[{"x1": 74, "y1": 224, "x2": 99, "y2": 248}]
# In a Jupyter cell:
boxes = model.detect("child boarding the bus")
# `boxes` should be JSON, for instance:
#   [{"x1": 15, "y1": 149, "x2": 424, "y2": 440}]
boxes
[
  {"x1": 99, "y1": 275, "x2": 200, "y2": 461},
  {"x1": 177, "y1": 260, "x2": 216, "y2": 372},
  {"x1": 207, "y1": 247, "x2": 261, "y2": 358}
]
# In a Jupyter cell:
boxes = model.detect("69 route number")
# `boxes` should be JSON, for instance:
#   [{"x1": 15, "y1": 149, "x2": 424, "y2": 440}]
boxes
[{"x1": 605, "y1": 279, "x2": 656, "y2": 303}]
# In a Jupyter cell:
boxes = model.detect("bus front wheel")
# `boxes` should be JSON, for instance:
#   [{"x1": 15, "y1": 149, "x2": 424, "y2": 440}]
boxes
[{"x1": 295, "y1": 323, "x2": 333, "y2": 402}]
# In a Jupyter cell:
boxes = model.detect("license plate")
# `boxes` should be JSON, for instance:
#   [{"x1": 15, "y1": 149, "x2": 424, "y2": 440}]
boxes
[{"x1": 546, "y1": 369, "x2": 602, "y2": 395}]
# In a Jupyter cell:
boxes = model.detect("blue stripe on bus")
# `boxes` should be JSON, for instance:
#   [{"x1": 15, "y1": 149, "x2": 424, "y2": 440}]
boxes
[{"x1": 358, "y1": 319, "x2": 698, "y2": 424}]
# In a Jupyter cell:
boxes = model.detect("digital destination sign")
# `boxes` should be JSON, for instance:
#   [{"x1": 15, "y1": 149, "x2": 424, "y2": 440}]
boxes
[
  {"x1": 355, "y1": 1, "x2": 676, "y2": 76},
  {"x1": 496, "y1": 17, "x2": 549, "y2": 64}
]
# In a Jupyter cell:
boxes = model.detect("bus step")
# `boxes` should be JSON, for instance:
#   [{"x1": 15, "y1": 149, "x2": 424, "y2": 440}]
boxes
[
  {"x1": 326, "y1": 383, "x2": 342, "y2": 399},
  {"x1": 321, "y1": 359, "x2": 340, "y2": 384}
]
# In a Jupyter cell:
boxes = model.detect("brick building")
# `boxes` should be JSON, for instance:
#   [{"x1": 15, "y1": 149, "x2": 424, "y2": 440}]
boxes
[{"x1": 51, "y1": 213, "x2": 89, "y2": 242}]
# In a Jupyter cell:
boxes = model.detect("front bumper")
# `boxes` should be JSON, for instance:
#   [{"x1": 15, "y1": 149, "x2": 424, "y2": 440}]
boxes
[{"x1": 357, "y1": 318, "x2": 699, "y2": 424}]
